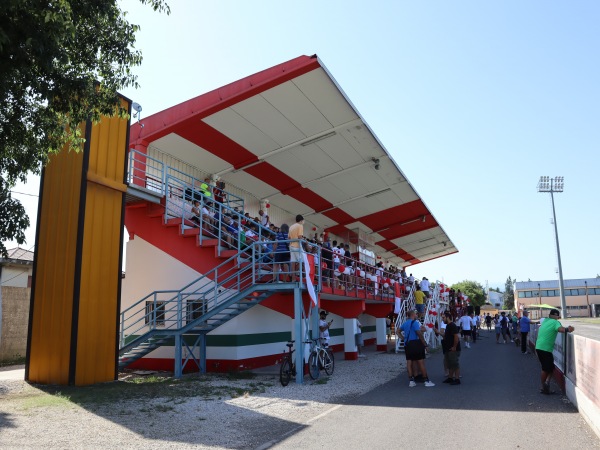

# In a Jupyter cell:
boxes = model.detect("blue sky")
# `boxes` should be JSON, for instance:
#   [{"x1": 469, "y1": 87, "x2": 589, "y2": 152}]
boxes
[{"x1": 7, "y1": 0, "x2": 599, "y2": 290}]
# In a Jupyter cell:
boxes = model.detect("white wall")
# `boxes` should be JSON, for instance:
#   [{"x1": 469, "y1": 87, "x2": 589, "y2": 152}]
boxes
[
  {"x1": 121, "y1": 236, "x2": 201, "y2": 309},
  {"x1": 0, "y1": 266, "x2": 32, "y2": 288}
]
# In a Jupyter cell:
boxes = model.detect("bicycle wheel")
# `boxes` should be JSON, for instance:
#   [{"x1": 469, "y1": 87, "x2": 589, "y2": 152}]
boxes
[
  {"x1": 323, "y1": 348, "x2": 335, "y2": 376},
  {"x1": 280, "y1": 356, "x2": 292, "y2": 386},
  {"x1": 308, "y1": 351, "x2": 320, "y2": 380}
]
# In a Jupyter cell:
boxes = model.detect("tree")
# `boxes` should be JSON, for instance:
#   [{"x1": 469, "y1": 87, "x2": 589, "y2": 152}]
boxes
[
  {"x1": 451, "y1": 280, "x2": 486, "y2": 307},
  {"x1": 0, "y1": 0, "x2": 169, "y2": 256},
  {"x1": 504, "y1": 276, "x2": 515, "y2": 310}
]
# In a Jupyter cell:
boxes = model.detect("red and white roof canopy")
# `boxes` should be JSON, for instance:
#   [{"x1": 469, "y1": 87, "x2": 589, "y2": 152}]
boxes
[{"x1": 130, "y1": 55, "x2": 457, "y2": 266}]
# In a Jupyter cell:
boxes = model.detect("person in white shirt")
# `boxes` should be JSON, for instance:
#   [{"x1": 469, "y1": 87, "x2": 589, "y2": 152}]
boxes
[
  {"x1": 470, "y1": 312, "x2": 477, "y2": 344},
  {"x1": 355, "y1": 318, "x2": 365, "y2": 357},
  {"x1": 420, "y1": 277, "x2": 430, "y2": 298},
  {"x1": 319, "y1": 310, "x2": 333, "y2": 347},
  {"x1": 458, "y1": 314, "x2": 472, "y2": 348}
]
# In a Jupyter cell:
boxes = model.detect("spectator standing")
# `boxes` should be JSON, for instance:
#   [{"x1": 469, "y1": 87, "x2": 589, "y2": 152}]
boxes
[
  {"x1": 319, "y1": 310, "x2": 333, "y2": 347},
  {"x1": 400, "y1": 310, "x2": 435, "y2": 387},
  {"x1": 420, "y1": 277, "x2": 430, "y2": 298},
  {"x1": 355, "y1": 318, "x2": 365, "y2": 357},
  {"x1": 272, "y1": 224, "x2": 290, "y2": 282},
  {"x1": 258, "y1": 209, "x2": 270, "y2": 227},
  {"x1": 470, "y1": 312, "x2": 477, "y2": 344},
  {"x1": 213, "y1": 180, "x2": 227, "y2": 204},
  {"x1": 458, "y1": 313, "x2": 472, "y2": 348},
  {"x1": 485, "y1": 313, "x2": 492, "y2": 332},
  {"x1": 414, "y1": 285, "x2": 426, "y2": 319},
  {"x1": 288, "y1": 215, "x2": 305, "y2": 277},
  {"x1": 440, "y1": 312, "x2": 461, "y2": 385},
  {"x1": 500, "y1": 312, "x2": 510, "y2": 343},
  {"x1": 494, "y1": 314, "x2": 502, "y2": 343},
  {"x1": 519, "y1": 311, "x2": 531, "y2": 354},
  {"x1": 535, "y1": 309, "x2": 573, "y2": 394}
]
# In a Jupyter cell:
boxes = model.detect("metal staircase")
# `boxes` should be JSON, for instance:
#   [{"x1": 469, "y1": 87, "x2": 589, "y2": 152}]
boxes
[
  {"x1": 394, "y1": 279, "x2": 448, "y2": 352},
  {"x1": 118, "y1": 241, "x2": 299, "y2": 377}
]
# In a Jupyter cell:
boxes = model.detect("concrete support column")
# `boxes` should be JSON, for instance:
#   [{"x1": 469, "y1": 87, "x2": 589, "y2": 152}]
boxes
[
  {"x1": 376, "y1": 317, "x2": 387, "y2": 351},
  {"x1": 293, "y1": 287, "x2": 304, "y2": 384},
  {"x1": 344, "y1": 318, "x2": 358, "y2": 360}
]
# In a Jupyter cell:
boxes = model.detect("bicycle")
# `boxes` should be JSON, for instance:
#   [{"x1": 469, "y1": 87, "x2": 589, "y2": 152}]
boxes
[
  {"x1": 279, "y1": 340, "x2": 297, "y2": 386},
  {"x1": 307, "y1": 338, "x2": 335, "y2": 379}
]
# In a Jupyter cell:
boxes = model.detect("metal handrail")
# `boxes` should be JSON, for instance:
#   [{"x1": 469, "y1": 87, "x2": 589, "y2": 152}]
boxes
[
  {"x1": 126, "y1": 148, "x2": 245, "y2": 211},
  {"x1": 119, "y1": 238, "x2": 320, "y2": 351},
  {"x1": 127, "y1": 149, "x2": 165, "y2": 194}
]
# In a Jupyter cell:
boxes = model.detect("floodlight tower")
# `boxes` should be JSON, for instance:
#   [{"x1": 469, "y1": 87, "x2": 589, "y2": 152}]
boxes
[{"x1": 537, "y1": 176, "x2": 567, "y2": 319}]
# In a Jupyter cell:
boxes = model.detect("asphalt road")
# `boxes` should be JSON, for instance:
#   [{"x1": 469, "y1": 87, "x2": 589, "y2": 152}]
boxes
[{"x1": 269, "y1": 329, "x2": 600, "y2": 449}]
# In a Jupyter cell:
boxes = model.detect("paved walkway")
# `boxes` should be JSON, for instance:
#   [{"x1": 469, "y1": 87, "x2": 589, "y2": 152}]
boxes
[{"x1": 273, "y1": 329, "x2": 600, "y2": 449}]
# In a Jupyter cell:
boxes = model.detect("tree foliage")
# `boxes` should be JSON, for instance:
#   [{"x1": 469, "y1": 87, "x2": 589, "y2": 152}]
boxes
[
  {"x1": 451, "y1": 280, "x2": 486, "y2": 307},
  {"x1": 503, "y1": 276, "x2": 515, "y2": 310},
  {"x1": 0, "y1": 0, "x2": 169, "y2": 256}
]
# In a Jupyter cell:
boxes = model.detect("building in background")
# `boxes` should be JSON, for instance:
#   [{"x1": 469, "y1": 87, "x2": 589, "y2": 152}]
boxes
[
  {"x1": 514, "y1": 278, "x2": 600, "y2": 319},
  {"x1": 0, "y1": 247, "x2": 34, "y2": 363}
]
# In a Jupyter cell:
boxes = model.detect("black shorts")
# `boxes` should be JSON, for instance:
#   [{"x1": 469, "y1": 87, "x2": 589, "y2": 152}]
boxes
[
  {"x1": 461, "y1": 330, "x2": 471, "y2": 337},
  {"x1": 536, "y1": 349, "x2": 555, "y2": 373},
  {"x1": 405, "y1": 339, "x2": 426, "y2": 361},
  {"x1": 274, "y1": 251, "x2": 289, "y2": 263}
]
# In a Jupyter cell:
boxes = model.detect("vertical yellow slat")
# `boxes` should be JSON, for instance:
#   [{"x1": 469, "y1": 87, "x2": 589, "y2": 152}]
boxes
[
  {"x1": 75, "y1": 101, "x2": 129, "y2": 385},
  {"x1": 28, "y1": 138, "x2": 84, "y2": 385}
]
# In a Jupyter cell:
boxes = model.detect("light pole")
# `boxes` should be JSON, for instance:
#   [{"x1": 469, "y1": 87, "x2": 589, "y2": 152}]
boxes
[
  {"x1": 585, "y1": 280, "x2": 591, "y2": 318},
  {"x1": 537, "y1": 176, "x2": 567, "y2": 319}
]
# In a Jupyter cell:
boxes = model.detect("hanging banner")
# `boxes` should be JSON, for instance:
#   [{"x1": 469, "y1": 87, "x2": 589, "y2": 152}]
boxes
[{"x1": 303, "y1": 252, "x2": 317, "y2": 306}]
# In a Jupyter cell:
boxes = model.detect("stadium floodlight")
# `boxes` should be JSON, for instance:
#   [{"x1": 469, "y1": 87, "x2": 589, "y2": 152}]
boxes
[{"x1": 537, "y1": 176, "x2": 567, "y2": 319}]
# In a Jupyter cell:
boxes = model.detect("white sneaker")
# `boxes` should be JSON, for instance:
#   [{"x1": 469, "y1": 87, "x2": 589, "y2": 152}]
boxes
[
  {"x1": 409, "y1": 380, "x2": 416, "y2": 387},
  {"x1": 424, "y1": 380, "x2": 435, "y2": 387},
  {"x1": 358, "y1": 354, "x2": 366, "y2": 358}
]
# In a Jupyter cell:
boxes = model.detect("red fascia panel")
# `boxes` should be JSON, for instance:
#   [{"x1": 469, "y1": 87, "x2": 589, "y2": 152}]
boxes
[
  {"x1": 245, "y1": 163, "x2": 334, "y2": 213},
  {"x1": 322, "y1": 208, "x2": 355, "y2": 225},
  {"x1": 358, "y1": 200, "x2": 431, "y2": 232},
  {"x1": 379, "y1": 220, "x2": 439, "y2": 240},
  {"x1": 178, "y1": 121, "x2": 259, "y2": 169},
  {"x1": 377, "y1": 240, "x2": 396, "y2": 252},
  {"x1": 320, "y1": 299, "x2": 365, "y2": 318},
  {"x1": 130, "y1": 55, "x2": 321, "y2": 145},
  {"x1": 364, "y1": 303, "x2": 393, "y2": 318}
]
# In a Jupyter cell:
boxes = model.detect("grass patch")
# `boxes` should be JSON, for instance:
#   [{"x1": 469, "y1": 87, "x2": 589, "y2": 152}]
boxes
[
  {"x1": 0, "y1": 356, "x2": 26, "y2": 367},
  {"x1": 313, "y1": 377, "x2": 329, "y2": 385},
  {"x1": 225, "y1": 370, "x2": 256, "y2": 380},
  {"x1": 4, "y1": 372, "x2": 270, "y2": 412}
]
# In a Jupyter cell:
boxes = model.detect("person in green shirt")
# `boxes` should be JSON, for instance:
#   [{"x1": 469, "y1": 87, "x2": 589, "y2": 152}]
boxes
[{"x1": 535, "y1": 309, "x2": 574, "y2": 394}]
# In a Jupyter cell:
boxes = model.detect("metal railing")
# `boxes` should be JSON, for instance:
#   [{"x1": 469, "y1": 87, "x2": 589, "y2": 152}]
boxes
[
  {"x1": 126, "y1": 148, "x2": 245, "y2": 210},
  {"x1": 119, "y1": 238, "x2": 321, "y2": 350}
]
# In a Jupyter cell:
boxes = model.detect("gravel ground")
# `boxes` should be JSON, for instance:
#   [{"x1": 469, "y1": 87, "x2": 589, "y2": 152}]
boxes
[{"x1": 0, "y1": 349, "x2": 406, "y2": 449}]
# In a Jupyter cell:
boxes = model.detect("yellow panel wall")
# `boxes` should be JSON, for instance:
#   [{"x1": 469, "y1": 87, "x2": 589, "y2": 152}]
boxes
[
  {"x1": 26, "y1": 144, "x2": 84, "y2": 385},
  {"x1": 75, "y1": 105, "x2": 129, "y2": 385},
  {"x1": 27, "y1": 97, "x2": 130, "y2": 386}
]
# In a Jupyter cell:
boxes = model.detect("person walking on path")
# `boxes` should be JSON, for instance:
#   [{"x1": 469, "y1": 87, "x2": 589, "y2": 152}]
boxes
[
  {"x1": 535, "y1": 308, "x2": 574, "y2": 394},
  {"x1": 441, "y1": 312, "x2": 461, "y2": 385},
  {"x1": 458, "y1": 313, "x2": 472, "y2": 348},
  {"x1": 499, "y1": 312, "x2": 510, "y2": 343},
  {"x1": 519, "y1": 311, "x2": 531, "y2": 354},
  {"x1": 400, "y1": 310, "x2": 435, "y2": 387},
  {"x1": 485, "y1": 313, "x2": 492, "y2": 332},
  {"x1": 494, "y1": 314, "x2": 502, "y2": 343},
  {"x1": 470, "y1": 312, "x2": 477, "y2": 344}
]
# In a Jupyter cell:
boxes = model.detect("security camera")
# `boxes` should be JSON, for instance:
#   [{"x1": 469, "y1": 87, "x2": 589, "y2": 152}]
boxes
[{"x1": 132, "y1": 102, "x2": 142, "y2": 118}]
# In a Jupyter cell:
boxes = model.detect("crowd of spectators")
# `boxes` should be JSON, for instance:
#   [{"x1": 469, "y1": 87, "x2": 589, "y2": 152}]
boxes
[{"x1": 172, "y1": 177, "x2": 432, "y2": 301}]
